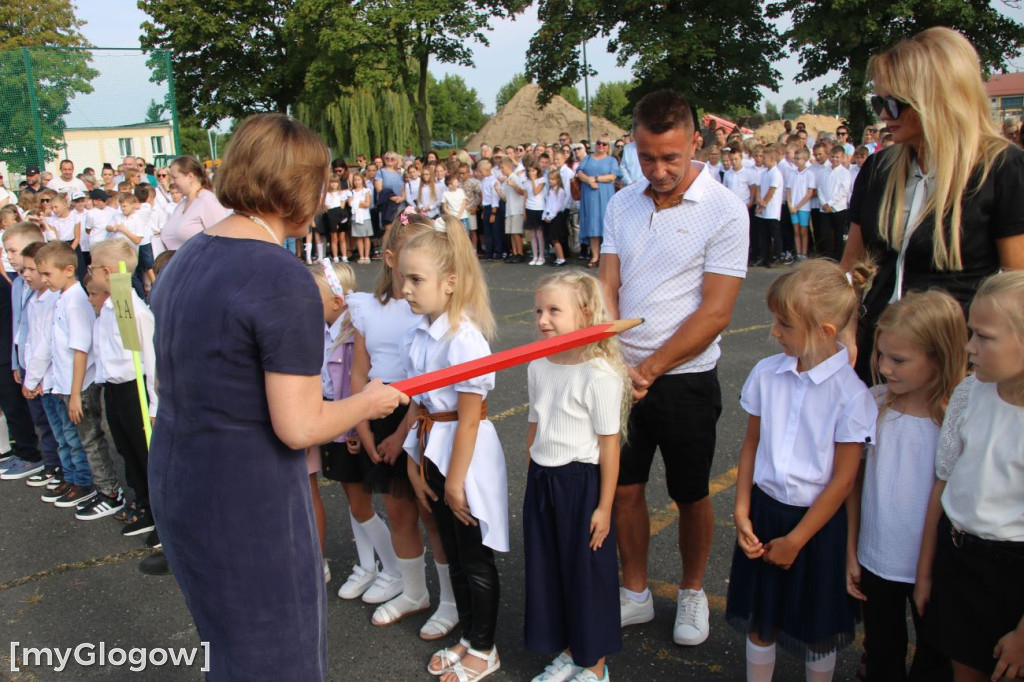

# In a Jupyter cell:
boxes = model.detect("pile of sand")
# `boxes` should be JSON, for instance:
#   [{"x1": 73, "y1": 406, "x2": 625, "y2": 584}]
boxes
[
  {"x1": 464, "y1": 84, "x2": 626, "y2": 151},
  {"x1": 753, "y1": 114, "x2": 850, "y2": 143}
]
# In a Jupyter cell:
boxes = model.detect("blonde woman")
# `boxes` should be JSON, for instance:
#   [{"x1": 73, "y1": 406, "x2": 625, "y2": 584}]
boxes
[{"x1": 841, "y1": 27, "x2": 1024, "y2": 381}]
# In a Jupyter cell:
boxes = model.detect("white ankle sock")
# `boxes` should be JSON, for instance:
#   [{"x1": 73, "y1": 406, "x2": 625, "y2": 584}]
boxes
[
  {"x1": 317, "y1": 242, "x2": 326, "y2": 261},
  {"x1": 624, "y1": 587, "x2": 650, "y2": 603},
  {"x1": 349, "y1": 511, "x2": 376, "y2": 572},
  {"x1": 746, "y1": 639, "x2": 776, "y2": 682},
  {"x1": 435, "y1": 561, "x2": 455, "y2": 604},
  {"x1": 398, "y1": 554, "x2": 428, "y2": 601},
  {"x1": 804, "y1": 650, "x2": 836, "y2": 682},
  {"x1": 359, "y1": 514, "x2": 400, "y2": 578},
  {"x1": 304, "y1": 241, "x2": 312, "y2": 261}
]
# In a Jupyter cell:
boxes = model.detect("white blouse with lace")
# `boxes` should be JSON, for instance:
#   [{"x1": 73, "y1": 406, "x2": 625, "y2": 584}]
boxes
[{"x1": 937, "y1": 375, "x2": 1024, "y2": 541}]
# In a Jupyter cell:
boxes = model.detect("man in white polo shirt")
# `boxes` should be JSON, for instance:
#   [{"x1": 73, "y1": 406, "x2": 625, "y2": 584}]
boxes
[
  {"x1": 599, "y1": 89, "x2": 748, "y2": 647},
  {"x1": 47, "y1": 159, "x2": 88, "y2": 196}
]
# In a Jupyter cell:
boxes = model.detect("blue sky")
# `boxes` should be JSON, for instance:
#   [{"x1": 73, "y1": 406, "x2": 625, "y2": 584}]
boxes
[{"x1": 71, "y1": 0, "x2": 1024, "y2": 128}]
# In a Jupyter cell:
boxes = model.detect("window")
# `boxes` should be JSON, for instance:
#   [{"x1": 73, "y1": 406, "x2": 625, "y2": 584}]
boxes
[
  {"x1": 1001, "y1": 96, "x2": 1023, "y2": 110},
  {"x1": 151, "y1": 136, "x2": 164, "y2": 154},
  {"x1": 118, "y1": 138, "x2": 134, "y2": 156}
]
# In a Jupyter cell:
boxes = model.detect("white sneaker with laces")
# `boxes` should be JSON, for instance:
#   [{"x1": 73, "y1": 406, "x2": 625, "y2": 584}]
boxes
[
  {"x1": 360, "y1": 570, "x2": 403, "y2": 604},
  {"x1": 337, "y1": 564, "x2": 377, "y2": 599},
  {"x1": 619, "y1": 587, "x2": 654, "y2": 627},
  {"x1": 531, "y1": 652, "x2": 582, "y2": 682},
  {"x1": 673, "y1": 588, "x2": 710, "y2": 645}
]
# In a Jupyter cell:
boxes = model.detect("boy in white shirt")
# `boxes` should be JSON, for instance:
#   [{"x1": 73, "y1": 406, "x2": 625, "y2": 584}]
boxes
[
  {"x1": 820, "y1": 146, "x2": 852, "y2": 262},
  {"x1": 478, "y1": 160, "x2": 503, "y2": 260},
  {"x1": 32, "y1": 241, "x2": 124, "y2": 519},
  {"x1": 107, "y1": 192, "x2": 147, "y2": 249},
  {"x1": 88, "y1": 239, "x2": 159, "y2": 539},
  {"x1": 809, "y1": 141, "x2": 833, "y2": 258},
  {"x1": 496, "y1": 157, "x2": 526, "y2": 263},
  {"x1": 441, "y1": 175, "x2": 468, "y2": 229},
  {"x1": 754, "y1": 148, "x2": 785, "y2": 268},
  {"x1": 775, "y1": 143, "x2": 798, "y2": 264},
  {"x1": 723, "y1": 149, "x2": 755, "y2": 208},
  {"x1": 785, "y1": 148, "x2": 816, "y2": 261}
]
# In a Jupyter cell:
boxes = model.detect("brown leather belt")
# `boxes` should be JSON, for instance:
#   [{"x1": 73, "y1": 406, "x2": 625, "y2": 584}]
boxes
[{"x1": 416, "y1": 400, "x2": 488, "y2": 482}]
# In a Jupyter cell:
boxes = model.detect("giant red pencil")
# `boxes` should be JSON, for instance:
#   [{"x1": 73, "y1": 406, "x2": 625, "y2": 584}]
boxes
[{"x1": 391, "y1": 318, "x2": 643, "y2": 398}]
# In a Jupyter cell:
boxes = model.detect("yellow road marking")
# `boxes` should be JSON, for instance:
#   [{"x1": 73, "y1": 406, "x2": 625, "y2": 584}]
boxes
[
  {"x1": 722, "y1": 322, "x2": 772, "y2": 337},
  {"x1": 649, "y1": 467, "x2": 738, "y2": 536}
]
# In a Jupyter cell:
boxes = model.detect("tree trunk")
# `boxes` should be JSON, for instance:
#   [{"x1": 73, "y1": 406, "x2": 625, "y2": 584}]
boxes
[
  {"x1": 414, "y1": 49, "x2": 431, "y2": 154},
  {"x1": 846, "y1": 51, "x2": 871, "y2": 140}
]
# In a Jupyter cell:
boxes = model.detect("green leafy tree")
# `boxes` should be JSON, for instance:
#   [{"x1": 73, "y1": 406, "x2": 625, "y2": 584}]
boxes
[
  {"x1": 764, "y1": 101, "x2": 781, "y2": 120},
  {"x1": 560, "y1": 85, "x2": 584, "y2": 110},
  {"x1": 590, "y1": 80, "x2": 632, "y2": 129},
  {"x1": 526, "y1": 0, "x2": 781, "y2": 114},
  {"x1": 496, "y1": 73, "x2": 530, "y2": 111},
  {"x1": 782, "y1": 98, "x2": 804, "y2": 117},
  {"x1": 0, "y1": 0, "x2": 97, "y2": 171},
  {"x1": 429, "y1": 74, "x2": 485, "y2": 144},
  {"x1": 145, "y1": 99, "x2": 167, "y2": 123},
  {"x1": 296, "y1": 89, "x2": 420, "y2": 159},
  {"x1": 768, "y1": 0, "x2": 1024, "y2": 136}
]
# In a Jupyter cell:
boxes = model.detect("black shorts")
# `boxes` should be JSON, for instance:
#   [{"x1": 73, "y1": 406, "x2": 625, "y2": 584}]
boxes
[
  {"x1": 618, "y1": 369, "x2": 722, "y2": 503},
  {"x1": 320, "y1": 441, "x2": 373, "y2": 484},
  {"x1": 137, "y1": 243, "x2": 154, "y2": 271}
]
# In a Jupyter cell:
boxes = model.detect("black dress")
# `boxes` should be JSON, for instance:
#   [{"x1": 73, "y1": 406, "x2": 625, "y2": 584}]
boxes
[{"x1": 149, "y1": 233, "x2": 327, "y2": 681}]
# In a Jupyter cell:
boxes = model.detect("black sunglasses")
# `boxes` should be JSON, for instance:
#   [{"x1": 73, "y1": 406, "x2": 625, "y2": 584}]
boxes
[{"x1": 870, "y1": 95, "x2": 911, "y2": 120}]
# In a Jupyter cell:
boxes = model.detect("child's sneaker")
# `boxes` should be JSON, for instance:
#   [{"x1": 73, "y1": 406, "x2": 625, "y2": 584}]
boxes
[
  {"x1": 26, "y1": 464, "x2": 60, "y2": 488},
  {"x1": 54, "y1": 484, "x2": 97, "y2": 509},
  {"x1": 360, "y1": 570, "x2": 402, "y2": 604},
  {"x1": 75, "y1": 489, "x2": 125, "y2": 520},
  {"x1": 0, "y1": 457, "x2": 44, "y2": 480},
  {"x1": 570, "y1": 665, "x2": 609, "y2": 681},
  {"x1": 122, "y1": 508, "x2": 156, "y2": 536},
  {"x1": 323, "y1": 559, "x2": 331, "y2": 584},
  {"x1": 531, "y1": 652, "x2": 582, "y2": 682},
  {"x1": 145, "y1": 529, "x2": 162, "y2": 549},
  {"x1": 41, "y1": 480, "x2": 74, "y2": 503},
  {"x1": 0, "y1": 452, "x2": 14, "y2": 470},
  {"x1": 45, "y1": 472, "x2": 64, "y2": 491},
  {"x1": 337, "y1": 564, "x2": 378, "y2": 600}
]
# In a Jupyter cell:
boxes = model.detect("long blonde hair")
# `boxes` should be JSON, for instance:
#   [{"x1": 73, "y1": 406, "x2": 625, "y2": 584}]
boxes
[
  {"x1": 535, "y1": 270, "x2": 632, "y2": 437},
  {"x1": 418, "y1": 165, "x2": 438, "y2": 204},
  {"x1": 310, "y1": 261, "x2": 358, "y2": 351},
  {"x1": 374, "y1": 213, "x2": 433, "y2": 304},
  {"x1": 402, "y1": 215, "x2": 495, "y2": 339},
  {"x1": 973, "y1": 270, "x2": 1024, "y2": 401},
  {"x1": 872, "y1": 290, "x2": 968, "y2": 424},
  {"x1": 868, "y1": 27, "x2": 1010, "y2": 271}
]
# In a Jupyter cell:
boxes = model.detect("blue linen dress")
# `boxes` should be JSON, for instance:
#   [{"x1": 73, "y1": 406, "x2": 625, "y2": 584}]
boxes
[
  {"x1": 149, "y1": 233, "x2": 327, "y2": 681},
  {"x1": 578, "y1": 154, "x2": 620, "y2": 239}
]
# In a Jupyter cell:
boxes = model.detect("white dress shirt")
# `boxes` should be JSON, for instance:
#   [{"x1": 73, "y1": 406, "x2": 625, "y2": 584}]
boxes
[{"x1": 96, "y1": 292, "x2": 158, "y2": 415}]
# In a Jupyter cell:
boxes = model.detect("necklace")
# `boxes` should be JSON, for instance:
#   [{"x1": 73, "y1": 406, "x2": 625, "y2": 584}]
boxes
[{"x1": 246, "y1": 214, "x2": 281, "y2": 246}]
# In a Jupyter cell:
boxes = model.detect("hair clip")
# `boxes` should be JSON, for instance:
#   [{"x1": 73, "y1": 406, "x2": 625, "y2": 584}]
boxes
[
  {"x1": 321, "y1": 258, "x2": 345, "y2": 301},
  {"x1": 399, "y1": 212, "x2": 409, "y2": 225}
]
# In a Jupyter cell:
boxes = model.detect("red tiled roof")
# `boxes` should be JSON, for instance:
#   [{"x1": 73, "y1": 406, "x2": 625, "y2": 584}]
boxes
[{"x1": 985, "y1": 73, "x2": 1024, "y2": 97}]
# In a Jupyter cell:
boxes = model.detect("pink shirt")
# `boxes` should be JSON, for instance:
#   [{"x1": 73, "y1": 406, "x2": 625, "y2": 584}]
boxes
[{"x1": 160, "y1": 189, "x2": 229, "y2": 250}]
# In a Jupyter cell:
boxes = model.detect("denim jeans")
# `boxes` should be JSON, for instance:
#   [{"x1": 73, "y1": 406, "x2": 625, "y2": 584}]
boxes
[
  {"x1": 41, "y1": 393, "x2": 92, "y2": 487},
  {"x1": 60, "y1": 385, "x2": 118, "y2": 496}
]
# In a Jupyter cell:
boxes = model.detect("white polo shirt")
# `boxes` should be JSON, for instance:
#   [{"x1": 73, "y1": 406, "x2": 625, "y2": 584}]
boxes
[
  {"x1": 723, "y1": 168, "x2": 752, "y2": 204},
  {"x1": 741, "y1": 347, "x2": 877, "y2": 508},
  {"x1": 787, "y1": 166, "x2": 816, "y2": 210},
  {"x1": 602, "y1": 163, "x2": 748, "y2": 374}
]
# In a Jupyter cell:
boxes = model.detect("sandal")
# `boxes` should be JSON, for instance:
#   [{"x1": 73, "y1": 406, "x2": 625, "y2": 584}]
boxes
[
  {"x1": 115, "y1": 500, "x2": 138, "y2": 523},
  {"x1": 444, "y1": 646, "x2": 500, "y2": 682},
  {"x1": 419, "y1": 601, "x2": 458, "y2": 641},
  {"x1": 371, "y1": 592, "x2": 429, "y2": 627},
  {"x1": 586, "y1": 260, "x2": 599, "y2": 269},
  {"x1": 428, "y1": 638, "x2": 469, "y2": 676}
]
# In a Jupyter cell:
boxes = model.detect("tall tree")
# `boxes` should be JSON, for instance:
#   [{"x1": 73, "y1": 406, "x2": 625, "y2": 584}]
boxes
[
  {"x1": 0, "y1": 0, "x2": 97, "y2": 171},
  {"x1": 526, "y1": 0, "x2": 781, "y2": 114},
  {"x1": 295, "y1": 90, "x2": 420, "y2": 159},
  {"x1": 782, "y1": 98, "x2": 804, "y2": 117},
  {"x1": 591, "y1": 80, "x2": 632, "y2": 129},
  {"x1": 559, "y1": 85, "x2": 585, "y2": 110},
  {"x1": 768, "y1": 0, "x2": 1024, "y2": 136},
  {"x1": 429, "y1": 74, "x2": 486, "y2": 144},
  {"x1": 764, "y1": 101, "x2": 781, "y2": 121},
  {"x1": 496, "y1": 73, "x2": 530, "y2": 111}
]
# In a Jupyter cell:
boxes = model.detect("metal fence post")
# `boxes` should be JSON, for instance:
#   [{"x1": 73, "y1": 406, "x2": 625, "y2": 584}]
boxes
[
  {"x1": 164, "y1": 50, "x2": 182, "y2": 156},
  {"x1": 21, "y1": 48, "x2": 46, "y2": 168}
]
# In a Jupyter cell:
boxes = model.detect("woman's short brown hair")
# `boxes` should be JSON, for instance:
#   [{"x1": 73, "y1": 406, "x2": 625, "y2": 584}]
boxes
[{"x1": 215, "y1": 114, "x2": 330, "y2": 229}]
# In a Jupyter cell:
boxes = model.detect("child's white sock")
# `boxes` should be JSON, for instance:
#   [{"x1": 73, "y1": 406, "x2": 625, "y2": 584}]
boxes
[
  {"x1": 435, "y1": 560, "x2": 455, "y2": 605},
  {"x1": 397, "y1": 554, "x2": 428, "y2": 601},
  {"x1": 624, "y1": 587, "x2": 650, "y2": 603},
  {"x1": 359, "y1": 514, "x2": 401, "y2": 578},
  {"x1": 0, "y1": 416, "x2": 10, "y2": 453},
  {"x1": 349, "y1": 510, "x2": 376, "y2": 572},
  {"x1": 304, "y1": 240, "x2": 312, "y2": 261},
  {"x1": 804, "y1": 650, "x2": 836, "y2": 682},
  {"x1": 317, "y1": 242, "x2": 326, "y2": 262},
  {"x1": 746, "y1": 639, "x2": 776, "y2": 682}
]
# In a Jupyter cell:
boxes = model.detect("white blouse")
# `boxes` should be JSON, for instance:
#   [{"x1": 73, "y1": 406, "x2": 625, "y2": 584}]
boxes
[
  {"x1": 858, "y1": 386, "x2": 938, "y2": 583},
  {"x1": 741, "y1": 346, "x2": 877, "y2": 507},
  {"x1": 401, "y1": 313, "x2": 508, "y2": 552},
  {"x1": 347, "y1": 292, "x2": 421, "y2": 383},
  {"x1": 938, "y1": 375, "x2": 1024, "y2": 541}
]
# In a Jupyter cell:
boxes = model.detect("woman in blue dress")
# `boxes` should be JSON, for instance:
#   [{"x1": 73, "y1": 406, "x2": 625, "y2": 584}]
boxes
[
  {"x1": 575, "y1": 135, "x2": 621, "y2": 268},
  {"x1": 149, "y1": 114, "x2": 407, "y2": 681}
]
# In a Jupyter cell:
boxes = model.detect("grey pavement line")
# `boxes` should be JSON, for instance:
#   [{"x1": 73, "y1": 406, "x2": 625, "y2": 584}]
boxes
[{"x1": 0, "y1": 548, "x2": 153, "y2": 593}]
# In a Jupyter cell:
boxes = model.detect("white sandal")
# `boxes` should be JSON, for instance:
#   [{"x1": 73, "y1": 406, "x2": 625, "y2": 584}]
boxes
[
  {"x1": 419, "y1": 601, "x2": 458, "y2": 641},
  {"x1": 445, "y1": 646, "x2": 500, "y2": 682},
  {"x1": 370, "y1": 592, "x2": 429, "y2": 627},
  {"x1": 428, "y1": 638, "x2": 469, "y2": 676}
]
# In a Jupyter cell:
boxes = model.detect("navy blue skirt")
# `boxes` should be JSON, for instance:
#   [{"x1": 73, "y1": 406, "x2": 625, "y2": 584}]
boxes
[
  {"x1": 726, "y1": 485, "x2": 856, "y2": 659},
  {"x1": 523, "y1": 460, "x2": 621, "y2": 668}
]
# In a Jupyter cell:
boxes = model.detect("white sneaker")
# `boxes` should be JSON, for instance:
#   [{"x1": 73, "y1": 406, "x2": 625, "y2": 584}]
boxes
[
  {"x1": 570, "y1": 666, "x2": 609, "y2": 681},
  {"x1": 673, "y1": 588, "x2": 710, "y2": 646},
  {"x1": 323, "y1": 559, "x2": 331, "y2": 585},
  {"x1": 619, "y1": 587, "x2": 654, "y2": 627},
  {"x1": 531, "y1": 652, "x2": 582, "y2": 682},
  {"x1": 337, "y1": 564, "x2": 377, "y2": 600},
  {"x1": 360, "y1": 570, "x2": 403, "y2": 604}
]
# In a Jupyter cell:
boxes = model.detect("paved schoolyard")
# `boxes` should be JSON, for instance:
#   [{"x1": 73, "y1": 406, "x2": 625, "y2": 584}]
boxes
[{"x1": 0, "y1": 261, "x2": 872, "y2": 680}]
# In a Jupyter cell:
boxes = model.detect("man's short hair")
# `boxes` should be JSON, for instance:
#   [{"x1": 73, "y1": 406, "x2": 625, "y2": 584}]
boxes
[
  {"x1": 2, "y1": 221, "x2": 45, "y2": 245},
  {"x1": 632, "y1": 90, "x2": 695, "y2": 135},
  {"x1": 91, "y1": 237, "x2": 138, "y2": 272},
  {"x1": 35, "y1": 241, "x2": 77, "y2": 271},
  {"x1": 20, "y1": 241, "x2": 45, "y2": 261}
]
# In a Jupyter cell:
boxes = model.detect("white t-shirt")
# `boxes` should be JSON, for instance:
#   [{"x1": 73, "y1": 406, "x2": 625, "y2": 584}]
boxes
[
  {"x1": 501, "y1": 175, "x2": 526, "y2": 216},
  {"x1": 858, "y1": 386, "x2": 939, "y2": 583},
  {"x1": 443, "y1": 188, "x2": 466, "y2": 218},
  {"x1": 85, "y1": 206, "x2": 115, "y2": 247},
  {"x1": 46, "y1": 213, "x2": 80, "y2": 242},
  {"x1": 51, "y1": 283, "x2": 97, "y2": 394},
  {"x1": 601, "y1": 164, "x2": 748, "y2": 374},
  {"x1": 527, "y1": 357, "x2": 622, "y2": 467},
  {"x1": 723, "y1": 168, "x2": 752, "y2": 204},
  {"x1": 938, "y1": 375, "x2": 1024, "y2": 541},
  {"x1": 480, "y1": 176, "x2": 500, "y2": 207},
  {"x1": 757, "y1": 166, "x2": 784, "y2": 221},
  {"x1": 349, "y1": 188, "x2": 371, "y2": 223},
  {"x1": 524, "y1": 175, "x2": 547, "y2": 211},
  {"x1": 47, "y1": 177, "x2": 88, "y2": 195},
  {"x1": 740, "y1": 347, "x2": 877, "y2": 507},
  {"x1": 347, "y1": 292, "x2": 420, "y2": 383},
  {"x1": 787, "y1": 167, "x2": 816, "y2": 210},
  {"x1": 324, "y1": 190, "x2": 345, "y2": 210}
]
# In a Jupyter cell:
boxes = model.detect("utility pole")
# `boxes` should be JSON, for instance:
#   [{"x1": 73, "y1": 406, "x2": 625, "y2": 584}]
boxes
[{"x1": 582, "y1": 40, "x2": 592, "y2": 143}]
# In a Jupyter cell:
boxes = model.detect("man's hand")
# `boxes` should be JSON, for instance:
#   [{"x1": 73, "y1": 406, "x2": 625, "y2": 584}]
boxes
[{"x1": 626, "y1": 365, "x2": 651, "y2": 403}]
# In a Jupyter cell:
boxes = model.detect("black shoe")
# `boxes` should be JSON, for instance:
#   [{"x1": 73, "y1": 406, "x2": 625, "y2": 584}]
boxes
[
  {"x1": 122, "y1": 509, "x2": 156, "y2": 537},
  {"x1": 145, "y1": 529, "x2": 162, "y2": 549},
  {"x1": 139, "y1": 552, "x2": 171, "y2": 576}
]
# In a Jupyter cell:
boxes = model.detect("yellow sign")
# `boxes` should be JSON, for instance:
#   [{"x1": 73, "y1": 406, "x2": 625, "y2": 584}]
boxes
[{"x1": 109, "y1": 272, "x2": 142, "y2": 352}]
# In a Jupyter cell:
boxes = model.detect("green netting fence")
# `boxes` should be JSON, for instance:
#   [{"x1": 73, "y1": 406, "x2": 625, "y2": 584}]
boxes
[{"x1": 0, "y1": 47, "x2": 180, "y2": 185}]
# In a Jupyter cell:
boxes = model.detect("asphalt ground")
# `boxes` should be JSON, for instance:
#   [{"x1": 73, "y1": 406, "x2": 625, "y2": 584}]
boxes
[{"x1": 0, "y1": 260, "x2": 877, "y2": 681}]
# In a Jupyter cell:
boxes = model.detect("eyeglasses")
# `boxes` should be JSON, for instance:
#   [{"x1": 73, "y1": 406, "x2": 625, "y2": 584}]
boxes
[
  {"x1": 85, "y1": 264, "x2": 109, "y2": 276},
  {"x1": 836, "y1": 131, "x2": 848, "y2": 137},
  {"x1": 157, "y1": 173, "x2": 168, "y2": 178},
  {"x1": 596, "y1": 141, "x2": 609, "y2": 147},
  {"x1": 870, "y1": 95, "x2": 911, "y2": 120},
  {"x1": 39, "y1": 198, "x2": 51, "y2": 203}
]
